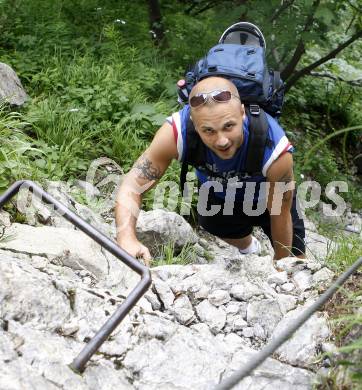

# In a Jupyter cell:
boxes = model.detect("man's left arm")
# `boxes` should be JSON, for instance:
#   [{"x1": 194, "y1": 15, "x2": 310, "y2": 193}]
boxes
[{"x1": 266, "y1": 152, "x2": 295, "y2": 260}]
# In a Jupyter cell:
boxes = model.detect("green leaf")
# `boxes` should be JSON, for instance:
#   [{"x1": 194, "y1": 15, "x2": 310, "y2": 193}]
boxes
[
  {"x1": 35, "y1": 159, "x2": 46, "y2": 168},
  {"x1": 131, "y1": 104, "x2": 156, "y2": 115},
  {"x1": 151, "y1": 113, "x2": 166, "y2": 126},
  {"x1": 315, "y1": 6, "x2": 335, "y2": 25}
]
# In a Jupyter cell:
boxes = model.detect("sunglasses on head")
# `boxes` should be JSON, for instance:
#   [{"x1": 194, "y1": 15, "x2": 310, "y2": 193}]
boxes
[{"x1": 189, "y1": 89, "x2": 240, "y2": 108}]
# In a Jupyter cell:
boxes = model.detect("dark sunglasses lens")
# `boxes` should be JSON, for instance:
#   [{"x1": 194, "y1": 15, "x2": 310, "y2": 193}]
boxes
[
  {"x1": 189, "y1": 95, "x2": 206, "y2": 107},
  {"x1": 213, "y1": 90, "x2": 232, "y2": 102}
]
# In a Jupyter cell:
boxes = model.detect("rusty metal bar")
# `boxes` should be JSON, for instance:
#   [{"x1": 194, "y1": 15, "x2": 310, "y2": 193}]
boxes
[{"x1": 0, "y1": 180, "x2": 152, "y2": 373}]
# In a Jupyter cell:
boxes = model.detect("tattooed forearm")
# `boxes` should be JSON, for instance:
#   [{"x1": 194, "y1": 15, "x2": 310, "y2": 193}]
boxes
[{"x1": 133, "y1": 154, "x2": 162, "y2": 181}]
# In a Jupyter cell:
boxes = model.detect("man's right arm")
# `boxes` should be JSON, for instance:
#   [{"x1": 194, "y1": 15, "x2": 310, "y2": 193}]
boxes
[{"x1": 115, "y1": 121, "x2": 178, "y2": 265}]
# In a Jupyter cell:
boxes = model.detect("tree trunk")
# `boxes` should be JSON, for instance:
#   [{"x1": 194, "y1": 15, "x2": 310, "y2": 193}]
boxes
[{"x1": 147, "y1": 0, "x2": 165, "y2": 46}]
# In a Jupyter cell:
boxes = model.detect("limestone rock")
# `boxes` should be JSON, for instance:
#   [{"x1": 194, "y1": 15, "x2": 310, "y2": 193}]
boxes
[
  {"x1": 277, "y1": 294, "x2": 297, "y2": 315},
  {"x1": 267, "y1": 271, "x2": 288, "y2": 285},
  {"x1": 230, "y1": 281, "x2": 263, "y2": 301},
  {"x1": 226, "y1": 347, "x2": 314, "y2": 389},
  {"x1": 225, "y1": 302, "x2": 247, "y2": 319},
  {"x1": 123, "y1": 326, "x2": 228, "y2": 389},
  {"x1": 242, "y1": 327, "x2": 254, "y2": 338},
  {"x1": 136, "y1": 209, "x2": 198, "y2": 254},
  {"x1": 0, "y1": 255, "x2": 71, "y2": 330},
  {"x1": 281, "y1": 282, "x2": 295, "y2": 293},
  {"x1": 0, "y1": 204, "x2": 336, "y2": 389},
  {"x1": 172, "y1": 294, "x2": 195, "y2": 325},
  {"x1": 305, "y1": 230, "x2": 337, "y2": 260},
  {"x1": 0, "y1": 62, "x2": 28, "y2": 106},
  {"x1": 312, "y1": 267, "x2": 334, "y2": 287},
  {"x1": 276, "y1": 257, "x2": 307, "y2": 273},
  {"x1": 227, "y1": 315, "x2": 247, "y2": 331},
  {"x1": 241, "y1": 255, "x2": 277, "y2": 279},
  {"x1": 272, "y1": 306, "x2": 330, "y2": 366},
  {"x1": 247, "y1": 299, "x2": 283, "y2": 337},
  {"x1": 153, "y1": 279, "x2": 175, "y2": 310},
  {"x1": 293, "y1": 270, "x2": 313, "y2": 292},
  {"x1": 0, "y1": 223, "x2": 109, "y2": 280},
  {"x1": 0, "y1": 210, "x2": 11, "y2": 227},
  {"x1": 208, "y1": 289, "x2": 231, "y2": 306},
  {"x1": 195, "y1": 300, "x2": 226, "y2": 334},
  {"x1": 73, "y1": 180, "x2": 101, "y2": 198},
  {"x1": 144, "y1": 291, "x2": 161, "y2": 311}
]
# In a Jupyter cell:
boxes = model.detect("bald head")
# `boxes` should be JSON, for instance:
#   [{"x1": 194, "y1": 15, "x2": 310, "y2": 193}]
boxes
[
  {"x1": 189, "y1": 77, "x2": 242, "y2": 116},
  {"x1": 190, "y1": 77, "x2": 238, "y2": 98}
]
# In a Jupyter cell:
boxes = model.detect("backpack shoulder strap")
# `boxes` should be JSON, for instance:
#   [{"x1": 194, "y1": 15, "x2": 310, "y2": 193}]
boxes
[
  {"x1": 244, "y1": 105, "x2": 269, "y2": 176},
  {"x1": 180, "y1": 113, "x2": 207, "y2": 194}
]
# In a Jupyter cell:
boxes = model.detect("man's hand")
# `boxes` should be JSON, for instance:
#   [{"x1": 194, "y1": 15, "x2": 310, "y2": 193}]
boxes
[{"x1": 118, "y1": 237, "x2": 152, "y2": 267}]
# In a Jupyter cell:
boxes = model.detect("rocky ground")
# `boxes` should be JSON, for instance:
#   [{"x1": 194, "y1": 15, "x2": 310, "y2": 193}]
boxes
[{"x1": 0, "y1": 180, "x2": 360, "y2": 390}]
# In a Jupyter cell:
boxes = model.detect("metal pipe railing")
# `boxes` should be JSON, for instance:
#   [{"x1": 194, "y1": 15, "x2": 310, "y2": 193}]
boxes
[{"x1": 0, "y1": 180, "x2": 151, "y2": 373}]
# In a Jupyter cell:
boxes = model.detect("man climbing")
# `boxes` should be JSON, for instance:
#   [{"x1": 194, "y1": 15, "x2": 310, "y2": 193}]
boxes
[{"x1": 115, "y1": 76, "x2": 305, "y2": 266}]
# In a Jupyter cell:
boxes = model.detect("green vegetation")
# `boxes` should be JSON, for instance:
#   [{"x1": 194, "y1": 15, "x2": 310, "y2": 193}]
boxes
[
  {"x1": 0, "y1": 0, "x2": 361, "y2": 384},
  {"x1": 0, "y1": 0, "x2": 361, "y2": 208},
  {"x1": 153, "y1": 241, "x2": 199, "y2": 267}
]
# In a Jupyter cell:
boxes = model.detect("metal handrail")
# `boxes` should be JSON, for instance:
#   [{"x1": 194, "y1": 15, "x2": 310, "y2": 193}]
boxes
[
  {"x1": 215, "y1": 256, "x2": 362, "y2": 389},
  {"x1": 0, "y1": 180, "x2": 152, "y2": 373}
]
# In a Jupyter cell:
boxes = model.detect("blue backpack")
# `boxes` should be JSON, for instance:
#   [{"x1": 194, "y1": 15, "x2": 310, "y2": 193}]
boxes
[{"x1": 177, "y1": 22, "x2": 285, "y2": 193}]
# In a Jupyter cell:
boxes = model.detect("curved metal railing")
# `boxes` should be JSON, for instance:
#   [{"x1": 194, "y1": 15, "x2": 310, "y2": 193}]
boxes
[{"x1": 0, "y1": 180, "x2": 152, "y2": 373}]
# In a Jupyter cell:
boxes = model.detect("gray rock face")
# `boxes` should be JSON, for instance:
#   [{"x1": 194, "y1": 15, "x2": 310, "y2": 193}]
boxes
[
  {"x1": 196, "y1": 300, "x2": 226, "y2": 334},
  {"x1": 172, "y1": 294, "x2": 195, "y2": 325},
  {"x1": 0, "y1": 223, "x2": 108, "y2": 279},
  {"x1": 0, "y1": 223, "x2": 131, "y2": 290},
  {"x1": 312, "y1": 267, "x2": 334, "y2": 287},
  {"x1": 272, "y1": 305, "x2": 331, "y2": 366},
  {"x1": 136, "y1": 209, "x2": 198, "y2": 254},
  {"x1": 276, "y1": 257, "x2": 306, "y2": 273},
  {"x1": 0, "y1": 201, "x2": 335, "y2": 389},
  {"x1": 293, "y1": 270, "x2": 313, "y2": 292},
  {"x1": 277, "y1": 294, "x2": 297, "y2": 314},
  {"x1": 208, "y1": 289, "x2": 231, "y2": 306},
  {"x1": 247, "y1": 299, "x2": 283, "y2": 337},
  {"x1": 0, "y1": 255, "x2": 71, "y2": 330},
  {"x1": 230, "y1": 281, "x2": 263, "y2": 301},
  {"x1": 153, "y1": 279, "x2": 175, "y2": 310},
  {"x1": 227, "y1": 347, "x2": 314, "y2": 389},
  {"x1": 0, "y1": 62, "x2": 28, "y2": 106},
  {"x1": 123, "y1": 325, "x2": 228, "y2": 389},
  {"x1": 267, "y1": 271, "x2": 288, "y2": 285},
  {"x1": 305, "y1": 230, "x2": 337, "y2": 260},
  {"x1": 281, "y1": 282, "x2": 295, "y2": 293}
]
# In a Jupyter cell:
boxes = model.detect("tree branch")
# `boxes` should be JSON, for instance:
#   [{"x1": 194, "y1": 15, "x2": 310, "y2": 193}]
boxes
[
  {"x1": 346, "y1": 0, "x2": 362, "y2": 13},
  {"x1": 270, "y1": 0, "x2": 296, "y2": 23},
  {"x1": 190, "y1": 1, "x2": 219, "y2": 16},
  {"x1": 346, "y1": 11, "x2": 357, "y2": 34},
  {"x1": 285, "y1": 29, "x2": 362, "y2": 91},
  {"x1": 281, "y1": 0, "x2": 321, "y2": 81},
  {"x1": 309, "y1": 71, "x2": 362, "y2": 87}
]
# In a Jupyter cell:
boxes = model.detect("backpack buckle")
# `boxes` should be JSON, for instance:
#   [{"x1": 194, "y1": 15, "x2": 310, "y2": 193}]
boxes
[{"x1": 249, "y1": 104, "x2": 260, "y2": 115}]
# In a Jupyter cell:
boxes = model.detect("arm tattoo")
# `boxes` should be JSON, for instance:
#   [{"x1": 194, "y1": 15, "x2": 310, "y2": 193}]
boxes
[{"x1": 133, "y1": 155, "x2": 162, "y2": 181}]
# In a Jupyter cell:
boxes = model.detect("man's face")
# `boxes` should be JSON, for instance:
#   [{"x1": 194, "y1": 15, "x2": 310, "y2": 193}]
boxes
[{"x1": 191, "y1": 98, "x2": 244, "y2": 159}]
